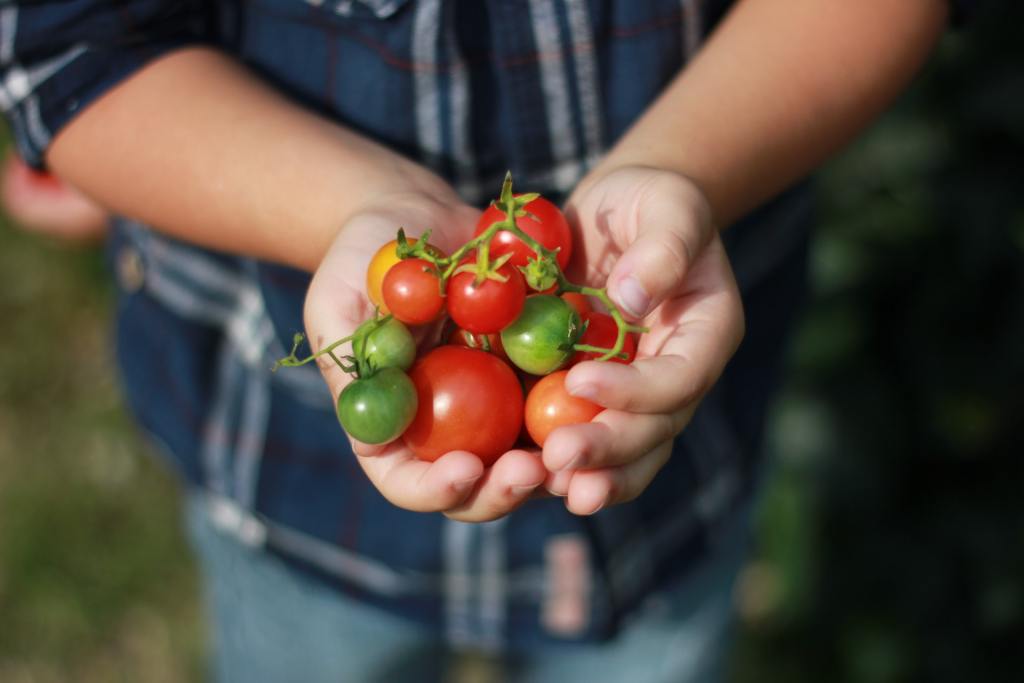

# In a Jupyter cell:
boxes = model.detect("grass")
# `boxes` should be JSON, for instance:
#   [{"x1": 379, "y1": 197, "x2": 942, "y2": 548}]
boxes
[{"x1": 0, "y1": 206, "x2": 205, "y2": 682}]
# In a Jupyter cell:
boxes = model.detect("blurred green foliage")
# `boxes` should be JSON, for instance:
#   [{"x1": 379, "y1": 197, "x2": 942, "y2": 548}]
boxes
[
  {"x1": 733, "y1": 5, "x2": 1024, "y2": 682},
  {"x1": 0, "y1": 4, "x2": 1021, "y2": 682},
  {"x1": 0, "y1": 173, "x2": 205, "y2": 679}
]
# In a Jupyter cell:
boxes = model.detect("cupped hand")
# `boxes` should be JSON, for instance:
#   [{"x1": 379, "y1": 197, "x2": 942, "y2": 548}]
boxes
[
  {"x1": 303, "y1": 187, "x2": 547, "y2": 522},
  {"x1": 543, "y1": 166, "x2": 745, "y2": 514}
]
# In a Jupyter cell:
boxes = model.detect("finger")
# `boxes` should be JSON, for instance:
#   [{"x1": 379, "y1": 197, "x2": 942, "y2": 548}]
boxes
[
  {"x1": 541, "y1": 407, "x2": 693, "y2": 472},
  {"x1": 605, "y1": 176, "x2": 712, "y2": 318},
  {"x1": 543, "y1": 468, "x2": 573, "y2": 497},
  {"x1": 443, "y1": 450, "x2": 548, "y2": 523},
  {"x1": 564, "y1": 337, "x2": 722, "y2": 414},
  {"x1": 568, "y1": 243, "x2": 743, "y2": 415},
  {"x1": 356, "y1": 445, "x2": 484, "y2": 513},
  {"x1": 564, "y1": 442, "x2": 673, "y2": 516},
  {"x1": 303, "y1": 288, "x2": 373, "y2": 394}
]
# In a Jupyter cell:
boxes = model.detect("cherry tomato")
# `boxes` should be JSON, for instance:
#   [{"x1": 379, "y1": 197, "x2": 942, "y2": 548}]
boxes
[
  {"x1": 501, "y1": 295, "x2": 581, "y2": 375},
  {"x1": 354, "y1": 317, "x2": 416, "y2": 371},
  {"x1": 336, "y1": 367, "x2": 418, "y2": 444},
  {"x1": 574, "y1": 311, "x2": 637, "y2": 364},
  {"x1": 475, "y1": 195, "x2": 573, "y2": 270},
  {"x1": 366, "y1": 237, "x2": 442, "y2": 313},
  {"x1": 561, "y1": 292, "x2": 591, "y2": 319},
  {"x1": 403, "y1": 346, "x2": 523, "y2": 465},
  {"x1": 524, "y1": 370, "x2": 602, "y2": 446},
  {"x1": 447, "y1": 263, "x2": 526, "y2": 334},
  {"x1": 448, "y1": 326, "x2": 507, "y2": 361},
  {"x1": 381, "y1": 258, "x2": 445, "y2": 325}
]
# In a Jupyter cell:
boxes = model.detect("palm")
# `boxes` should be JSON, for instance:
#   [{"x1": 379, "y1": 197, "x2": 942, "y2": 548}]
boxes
[{"x1": 540, "y1": 168, "x2": 744, "y2": 514}]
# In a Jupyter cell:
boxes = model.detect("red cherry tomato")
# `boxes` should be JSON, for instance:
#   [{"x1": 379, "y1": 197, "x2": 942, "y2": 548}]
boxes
[
  {"x1": 381, "y1": 259, "x2": 445, "y2": 325},
  {"x1": 448, "y1": 326, "x2": 507, "y2": 361},
  {"x1": 561, "y1": 292, "x2": 591, "y2": 319},
  {"x1": 403, "y1": 347, "x2": 524, "y2": 465},
  {"x1": 446, "y1": 263, "x2": 526, "y2": 334},
  {"x1": 475, "y1": 195, "x2": 573, "y2": 270},
  {"x1": 524, "y1": 370, "x2": 602, "y2": 446},
  {"x1": 574, "y1": 311, "x2": 637, "y2": 364},
  {"x1": 366, "y1": 237, "x2": 443, "y2": 314}
]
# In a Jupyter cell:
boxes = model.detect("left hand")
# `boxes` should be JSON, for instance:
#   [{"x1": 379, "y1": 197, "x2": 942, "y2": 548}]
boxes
[{"x1": 542, "y1": 166, "x2": 745, "y2": 514}]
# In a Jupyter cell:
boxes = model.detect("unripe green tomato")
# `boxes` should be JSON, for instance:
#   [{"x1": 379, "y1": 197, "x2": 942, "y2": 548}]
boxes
[
  {"x1": 336, "y1": 367, "x2": 418, "y2": 444},
  {"x1": 355, "y1": 318, "x2": 416, "y2": 371},
  {"x1": 500, "y1": 295, "x2": 581, "y2": 375}
]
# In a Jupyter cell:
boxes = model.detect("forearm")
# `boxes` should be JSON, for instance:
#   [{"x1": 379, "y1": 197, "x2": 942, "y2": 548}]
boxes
[
  {"x1": 46, "y1": 47, "x2": 449, "y2": 271},
  {"x1": 590, "y1": 0, "x2": 949, "y2": 227}
]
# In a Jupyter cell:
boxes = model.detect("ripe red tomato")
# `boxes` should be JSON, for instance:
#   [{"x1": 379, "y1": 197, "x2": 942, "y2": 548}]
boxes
[
  {"x1": 365, "y1": 237, "x2": 442, "y2": 314},
  {"x1": 381, "y1": 259, "x2": 445, "y2": 325},
  {"x1": 446, "y1": 263, "x2": 526, "y2": 334},
  {"x1": 574, "y1": 311, "x2": 637, "y2": 364},
  {"x1": 524, "y1": 370, "x2": 602, "y2": 446},
  {"x1": 403, "y1": 347, "x2": 524, "y2": 465},
  {"x1": 448, "y1": 326, "x2": 507, "y2": 361},
  {"x1": 561, "y1": 292, "x2": 591, "y2": 319},
  {"x1": 475, "y1": 195, "x2": 573, "y2": 270}
]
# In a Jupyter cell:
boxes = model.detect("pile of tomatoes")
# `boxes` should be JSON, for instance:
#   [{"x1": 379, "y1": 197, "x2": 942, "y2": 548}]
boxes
[{"x1": 278, "y1": 175, "x2": 642, "y2": 466}]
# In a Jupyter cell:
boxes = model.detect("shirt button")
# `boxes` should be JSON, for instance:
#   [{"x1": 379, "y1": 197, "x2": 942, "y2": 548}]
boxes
[{"x1": 116, "y1": 246, "x2": 145, "y2": 293}]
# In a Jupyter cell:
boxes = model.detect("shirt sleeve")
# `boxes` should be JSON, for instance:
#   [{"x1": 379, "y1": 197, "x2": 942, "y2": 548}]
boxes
[{"x1": 0, "y1": 1, "x2": 213, "y2": 169}]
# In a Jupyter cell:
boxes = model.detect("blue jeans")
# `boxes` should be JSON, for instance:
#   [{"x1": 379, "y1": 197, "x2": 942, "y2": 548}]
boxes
[{"x1": 185, "y1": 494, "x2": 750, "y2": 683}]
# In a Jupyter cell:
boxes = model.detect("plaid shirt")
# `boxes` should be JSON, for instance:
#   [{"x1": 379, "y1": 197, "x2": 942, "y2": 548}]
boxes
[{"x1": 0, "y1": 0, "x2": 974, "y2": 648}]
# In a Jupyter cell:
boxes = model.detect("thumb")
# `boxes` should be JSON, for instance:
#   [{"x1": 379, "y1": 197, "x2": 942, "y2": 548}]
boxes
[{"x1": 606, "y1": 180, "x2": 712, "y2": 319}]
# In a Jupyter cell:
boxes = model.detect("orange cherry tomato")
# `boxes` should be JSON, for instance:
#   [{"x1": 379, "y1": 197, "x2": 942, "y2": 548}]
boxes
[{"x1": 524, "y1": 370, "x2": 602, "y2": 446}]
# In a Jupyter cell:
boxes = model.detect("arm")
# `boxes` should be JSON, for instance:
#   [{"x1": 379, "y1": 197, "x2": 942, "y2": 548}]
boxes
[
  {"x1": 547, "y1": 0, "x2": 949, "y2": 513},
  {"x1": 588, "y1": 0, "x2": 950, "y2": 227},
  {"x1": 46, "y1": 48, "x2": 455, "y2": 272},
  {"x1": 40, "y1": 48, "x2": 544, "y2": 521}
]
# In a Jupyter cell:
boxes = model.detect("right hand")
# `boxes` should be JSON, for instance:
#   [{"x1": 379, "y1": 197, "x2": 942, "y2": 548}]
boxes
[{"x1": 303, "y1": 186, "x2": 548, "y2": 522}]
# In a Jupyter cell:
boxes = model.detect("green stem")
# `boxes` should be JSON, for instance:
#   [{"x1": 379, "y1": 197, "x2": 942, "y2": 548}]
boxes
[
  {"x1": 272, "y1": 316, "x2": 391, "y2": 376},
  {"x1": 273, "y1": 333, "x2": 355, "y2": 371}
]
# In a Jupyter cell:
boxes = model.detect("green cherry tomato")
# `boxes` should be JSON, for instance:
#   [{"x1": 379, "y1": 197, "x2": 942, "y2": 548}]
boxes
[
  {"x1": 500, "y1": 294, "x2": 581, "y2": 375},
  {"x1": 336, "y1": 367, "x2": 418, "y2": 444},
  {"x1": 356, "y1": 317, "x2": 416, "y2": 372}
]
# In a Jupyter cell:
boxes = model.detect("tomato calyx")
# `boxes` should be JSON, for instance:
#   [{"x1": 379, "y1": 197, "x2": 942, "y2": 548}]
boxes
[{"x1": 452, "y1": 251, "x2": 515, "y2": 285}]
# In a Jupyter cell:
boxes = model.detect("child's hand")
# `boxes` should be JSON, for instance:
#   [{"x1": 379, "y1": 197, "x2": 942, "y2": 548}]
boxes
[
  {"x1": 543, "y1": 167, "x2": 745, "y2": 514},
  {"x1": 303, "y1": 187, "x2": 548, "y2": 522},
  {"x1": 1, "y1": 152, "x2": 108, "y2": 242}
]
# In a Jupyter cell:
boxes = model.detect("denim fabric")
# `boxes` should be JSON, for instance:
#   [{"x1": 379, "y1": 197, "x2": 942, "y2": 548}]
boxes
[{"x1": 185, "y1": 491, "x2": 752, "y2": 683}]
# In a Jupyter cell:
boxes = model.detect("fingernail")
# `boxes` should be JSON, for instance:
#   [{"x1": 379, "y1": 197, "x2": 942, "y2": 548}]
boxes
[
  {"x1": 511, "y1": 483, "x2": 540, "y2": 497},
  {"x1": 566, "y1": 382, "x2": 598, "y2": 400},
  {"x1": 614, "y1": 276, "x2": 650, "y2": 318},
  {"x1": 567, "y1": 498, "x2": 606, "y2": 516},
  {"x1": 453, "y1": 476, "x2": 481, "y2": 495}
]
